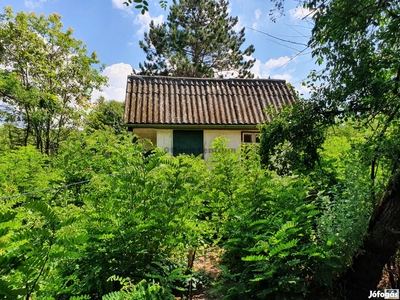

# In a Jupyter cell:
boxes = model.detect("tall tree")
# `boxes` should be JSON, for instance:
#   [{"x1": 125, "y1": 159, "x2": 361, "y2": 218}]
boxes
[
  {"x1": 260, "y1": 0, "x2": 400, "y2": 298},
  {"x1": 86, "y1": 96, "x2": 125, "y2": 134},
  {"x1": 138, "y1": 0, "x2": 255, "y2": 78},
  {"x1": 0, "y1": 7, "x2": 107, "y2": 155}
]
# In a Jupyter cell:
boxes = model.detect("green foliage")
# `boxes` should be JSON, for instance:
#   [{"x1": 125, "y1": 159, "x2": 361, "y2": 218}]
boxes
[
  {"x1": 0, "y1": 131, "x2": 379, "y2": 299},
  {"x1": 0, "y1": 191, "x2": 87, "y2": 299},
  {"x1": 55, "y1": 130, "x2": 137, "y2": 185},
  {"x1": 123, "y1": 0, "x2": 168, "y2": 14},
  {"x1": 0, "y1": 124, "x2": 27, "y2": 151},
  {"x1": 86, "y1": 97, "x2": 126, "y2": 135},
  {"x1": 138, "y1": 0, "x2": 255, "y2": 78},
  {"x1": 50, "y1": 130, "x2": 211, "y2": 297},
  {"x1": 0, "y1": 7, "x2": 107, "y2": 154},
  {"x1": 102, "y1": 277, "x2": 172, "y2": 300},
  {"x1": 308, "y1": 0, "x2": 400, "y2": 118},
  {"x1": 316, "y1": 153, "x2": 373, "y2": 269},
  {"x1": 216, "y1": 173, "x2": 327, "y2": 299},
  {"x1": 0, "y1": 145, "x2": 60, "y2": 197},
  {"x1": 259, "y1": 101, "x2": 332, "y2": 175},
  {"x1": 208, "y1": 135, "x2": 375, "y2": 299},
  {"x1": 259, "y1": 3, "x2": 400, "y2": 292},
  {"x1": 5, "y1": 0, "x2": 398, "y2": 298},
  {"x1": 300, "y1": 0, "x2": 400, "y2": 178}
]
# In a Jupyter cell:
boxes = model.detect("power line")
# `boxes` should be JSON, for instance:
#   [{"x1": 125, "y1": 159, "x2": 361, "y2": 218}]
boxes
[
  {"x1": 0, "y1": 179, "x2": 91, "y2": 201},
  {"x1": 244, "y1": 26, "x2": 308, "y2": 47},
  {"x1": 241, "y1": 24, "x2": 312, "y2": 73},
  {"x1": 273, "y1": 46, "x2": 309, "y2": 72}
]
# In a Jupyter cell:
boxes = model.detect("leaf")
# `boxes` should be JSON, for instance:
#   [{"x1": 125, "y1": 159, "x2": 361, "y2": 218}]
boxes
[
  {"x1": 269, "y1": 239, "x2": 299, "y2": 257},
  {"x1": 25, "y1": 200, "x2": 59, "y2": 225},
  {"x1": 70, "y1": 296, "x2": 91, "y2": 300},
  {"x1": 0, "y1": 211, "x2": 17, "y2": 223},
  {"x1": 242, "y1": 255, "x2": 268, "y2": 262}
]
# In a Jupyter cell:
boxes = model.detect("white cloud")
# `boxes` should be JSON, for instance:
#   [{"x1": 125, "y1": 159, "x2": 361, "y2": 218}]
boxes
[
  {"x1": 249, "y1": 55, "x2": 295, "y2": 80},
  {"x1": 247, "y1": 55, "x2": 312, "y2": 98},
  {"x1": 134, "y1": 12, "x2": 164, "y2": 37},
  {"x1": 264, "y1": 56, "x2": 291, "y2": 73},
  {"x1": 251, "y1": 10, "x2": 262, "y2": 29},
  {"x1": 297, "y1": 84, "x2": 311, "y2": 96},
  {"x1": 91, "y1": 63, "x2": 133, "y2": 102},
  {"x1": 271, "y1": 73, "x2": 293, "y2": 82},
  {"x1": 24, "y1": 0, "x2": 47, "y2": 8},
  {"x1": 112, "y1": 0, "x2": 133, "y2": 13},
  {"x1": 249, "y1": 57, "x2": 262, "y2": 78},
  {"x1": 289, "y1": 7, "x2": 316, "y2": 20}
]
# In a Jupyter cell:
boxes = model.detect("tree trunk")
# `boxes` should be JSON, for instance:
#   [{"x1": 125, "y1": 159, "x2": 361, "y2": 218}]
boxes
[
  {"x1": 338, "y1": 169, "x2": 400, "y2": 299},
  {"x1": 24, "y1": 107, "x2": 31, "y2": 147},
  {"x1": 45, "y1": 118, "x2": 51, "y2": 156}
]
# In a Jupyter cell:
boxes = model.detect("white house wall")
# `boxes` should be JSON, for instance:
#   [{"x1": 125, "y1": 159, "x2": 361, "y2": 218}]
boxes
[
  {"x1": 157, "y1": 129, "x2": 173, "y2": 154},
  {"x1": 134, "y1": 128, "x2": 257, "y2": 159},
  {"x1": 203, "y1": 130, "x2": 242, "y2": 160}
]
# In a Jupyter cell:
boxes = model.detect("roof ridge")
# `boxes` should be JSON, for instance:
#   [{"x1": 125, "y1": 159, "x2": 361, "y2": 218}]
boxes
[{"x1": 128, "y1": 74, "x2": 287, "y2": 83}]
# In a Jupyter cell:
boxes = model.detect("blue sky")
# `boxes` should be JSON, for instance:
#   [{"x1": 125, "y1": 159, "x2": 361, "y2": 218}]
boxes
[{"x1": 2, "y1": 0, "x2": 319, "y2": 101}]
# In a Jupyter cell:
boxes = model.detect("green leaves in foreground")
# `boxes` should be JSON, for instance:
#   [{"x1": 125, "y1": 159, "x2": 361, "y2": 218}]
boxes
[
  {"x1": 0, "y1": 131, "x2": 375, "y2": 299},
  {"x1": 102, "y1": 277, "x2": 172, "y2": 300}
]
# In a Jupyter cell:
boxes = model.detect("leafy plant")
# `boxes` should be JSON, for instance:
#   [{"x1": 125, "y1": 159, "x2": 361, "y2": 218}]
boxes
[{"x1": 102, "y1": 276, "x2": 172, "y2": 300}]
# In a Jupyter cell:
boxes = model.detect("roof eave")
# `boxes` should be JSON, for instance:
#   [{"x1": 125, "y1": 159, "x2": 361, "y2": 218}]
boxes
[{"x1": 126, "y1": 124, "x2": 260, "y2": 130}]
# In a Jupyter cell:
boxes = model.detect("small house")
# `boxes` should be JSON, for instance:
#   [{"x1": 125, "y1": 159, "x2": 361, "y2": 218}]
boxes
[{"x1": 124, "y1": 75, "x2": 296, "y2": 159}]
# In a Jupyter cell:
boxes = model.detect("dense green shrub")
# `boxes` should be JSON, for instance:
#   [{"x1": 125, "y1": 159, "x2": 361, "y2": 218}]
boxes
[
  {"x1": 208, "y1": 136, "x2": 374, "y2": 299},
  {"x1": 53, "y1": 131, "x2": 211, "y2": 298},
  {"x1": 0, "y1": 130, "x2": 377, "y2": 299}
]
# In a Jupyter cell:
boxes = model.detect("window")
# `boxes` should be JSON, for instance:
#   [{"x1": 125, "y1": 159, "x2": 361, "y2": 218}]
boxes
[{"x1": 241, "y1": 132, "x2": 260, "y2": 143}]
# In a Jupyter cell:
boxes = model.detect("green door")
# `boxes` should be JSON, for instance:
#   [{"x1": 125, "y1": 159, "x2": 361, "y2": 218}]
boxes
[{"x1": 173, "y1": 130, "x2": 204, "y2": 156}]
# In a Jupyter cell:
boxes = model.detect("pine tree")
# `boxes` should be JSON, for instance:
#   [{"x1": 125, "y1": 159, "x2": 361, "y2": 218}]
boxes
[{"x1": 138, "y1": 0, "x2": 255, "y2": 78}]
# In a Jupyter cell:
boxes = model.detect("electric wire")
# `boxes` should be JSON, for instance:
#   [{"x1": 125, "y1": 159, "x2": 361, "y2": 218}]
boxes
[{"x1": 0, "y1": 179, "x2": 92, "y2": 201}]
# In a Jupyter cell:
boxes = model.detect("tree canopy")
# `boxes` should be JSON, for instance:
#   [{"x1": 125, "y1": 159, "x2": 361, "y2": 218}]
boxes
[
  {"x1": 0, "y1": 7, "x2": 107, "y2": 155},
  {"x1": 138, "y1": 0, "x2": 255, "y2": 78},
  {"x1": 259, "y1": 0, "x2": 400, "y2": 297},
  {"x1": 86, "y1": 96, "x2": 125, "y2": 134},
  {"x1": 261, "y1": 0, "x2": 400, "y2": 182}
]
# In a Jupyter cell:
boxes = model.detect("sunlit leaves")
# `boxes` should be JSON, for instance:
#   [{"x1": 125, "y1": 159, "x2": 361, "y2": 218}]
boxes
[
  {"x1": 123, "y1": 0, "x2": 167, "y2": 14},
  {"x1": 0, "y1": 7, "x2": 107, "y2": 154}
]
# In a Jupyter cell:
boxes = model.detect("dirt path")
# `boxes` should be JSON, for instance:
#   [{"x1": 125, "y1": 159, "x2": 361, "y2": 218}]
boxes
[{"x1": 175, "y1": 247, "x2": 224, "y2": 300}]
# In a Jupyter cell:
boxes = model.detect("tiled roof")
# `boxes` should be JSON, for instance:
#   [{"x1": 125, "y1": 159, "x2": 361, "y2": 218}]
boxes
[{"x1": 124, "y1": 75, "x2": 296, "y2": 127}]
